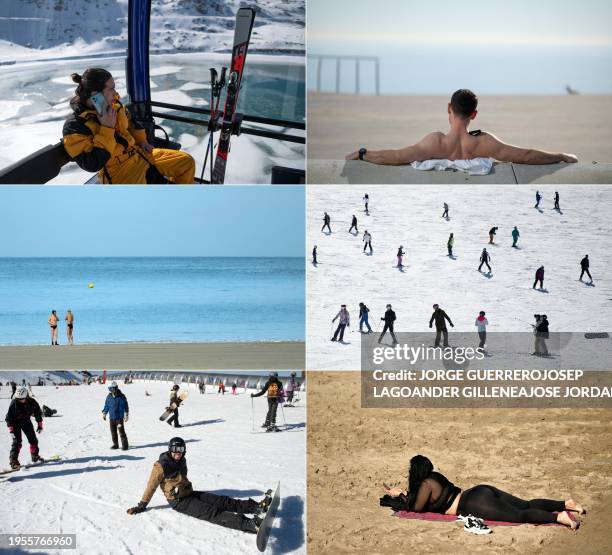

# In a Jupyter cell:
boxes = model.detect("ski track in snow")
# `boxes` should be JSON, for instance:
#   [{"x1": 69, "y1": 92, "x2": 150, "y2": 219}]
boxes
[
  {"x1": 0, "y1": 381, "x2": 306, "y2": 555},
  {"x1": 307, "y1": 184, "x2": 612, "y2": 369}
]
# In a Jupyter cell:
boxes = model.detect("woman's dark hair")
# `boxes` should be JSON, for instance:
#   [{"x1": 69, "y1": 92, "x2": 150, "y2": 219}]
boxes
[
  {"x1": 406, "y1": 455, "x2": 434, "y2": 510},
  {"x1": 70, "y1": 68, "x2": 112, "y2": 104}
]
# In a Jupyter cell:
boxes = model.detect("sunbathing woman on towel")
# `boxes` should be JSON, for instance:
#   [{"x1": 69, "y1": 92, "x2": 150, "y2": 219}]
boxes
[
  {"x1": 346, "y1": 89, "x2": 578, "y2": 166},
  {"x1": 384, "y1": 455, "x2": 584, "y2": 530}
]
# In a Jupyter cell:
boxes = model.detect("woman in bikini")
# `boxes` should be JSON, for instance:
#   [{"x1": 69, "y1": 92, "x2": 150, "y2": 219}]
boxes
[
  {"x1": 48, "y1": 310, "x2": 59, "y2": 346},
  {"x1": 384, "y1": 455, "x2": 584, "y2": 530},
  {"x1": 65, "y1": 310, "x2": 74, "y2": 345}
]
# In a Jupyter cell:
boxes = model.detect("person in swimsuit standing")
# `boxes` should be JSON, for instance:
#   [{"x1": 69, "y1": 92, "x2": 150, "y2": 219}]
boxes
[
  {"x1": 65, "y1": 310, "x2": 74, "y2": 345},
  {"x1": 383, "y1": 455, "x2": 583, "y2": 529},
  {"x1": 48, "y1": 310, "x2": 59, "y2": 346}
]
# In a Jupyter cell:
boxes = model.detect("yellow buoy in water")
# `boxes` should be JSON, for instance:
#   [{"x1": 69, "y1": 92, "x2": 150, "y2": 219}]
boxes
[{"x1": 88, "y1": 283, "x2": 94, "y2": 289}]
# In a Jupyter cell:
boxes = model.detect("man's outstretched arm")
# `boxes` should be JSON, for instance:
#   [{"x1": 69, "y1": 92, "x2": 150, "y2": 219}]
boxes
[
  {"x1": 346, "y1": 133, "x2": 443, "y2": 165},
  {"x1": 477, "y1": 133, "x2": 577, "y2": 164}
]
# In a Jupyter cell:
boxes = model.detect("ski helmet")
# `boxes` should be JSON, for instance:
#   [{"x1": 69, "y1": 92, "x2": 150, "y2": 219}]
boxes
[
  {"x1": 270, "y1": 372, "x2": 279, "y2": 378},
  {"x1": 108, "y1": 381, "x2": 118, "y2": 392},
  {"x1": 168, "y1": 437, "x2": 186, "y2": 454},
  {"x1": 172, "y1": 384, "x2": 180, "y2": 390},
  {"x1": 291, "y1": 372, "x2": 296, "y2": 377},
  {"x1": 15, "y1": 386, "x2": 28, "y2": 399}
]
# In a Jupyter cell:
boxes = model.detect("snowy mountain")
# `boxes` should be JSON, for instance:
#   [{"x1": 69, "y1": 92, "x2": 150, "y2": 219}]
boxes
[{"x1": 0, "y1": 0, "x2": 304, "y2": 62}]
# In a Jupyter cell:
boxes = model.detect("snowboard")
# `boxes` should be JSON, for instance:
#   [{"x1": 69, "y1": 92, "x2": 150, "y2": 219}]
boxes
[
  {"x1": 159, "y1": 390, "x2": 189, "y2": 420},
  {"x1": 0, "y1": 455, "x2": 60, "y2": 476},
  {"x1": 256, "y1": 481, "x2": 280, "y2": 552}
]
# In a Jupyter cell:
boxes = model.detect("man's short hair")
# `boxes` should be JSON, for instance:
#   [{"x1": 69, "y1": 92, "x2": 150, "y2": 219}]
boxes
[{"x1": 450, "y1": 89, "x2": 478, "y2": 118}]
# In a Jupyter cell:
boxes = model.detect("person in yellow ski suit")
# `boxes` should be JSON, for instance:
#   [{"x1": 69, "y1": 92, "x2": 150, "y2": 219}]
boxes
[{"x1": 63, "y1": 68, "x2": 195, "y2": 184}]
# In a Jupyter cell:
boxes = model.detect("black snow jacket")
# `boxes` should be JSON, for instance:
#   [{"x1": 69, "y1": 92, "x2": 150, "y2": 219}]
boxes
[
  {"x1": 5, "y1": 397, "x2": 43, "y2": 428},
  {"x1": 382, "y1": 309, "x2": 397, "y2": 324},
  {"x1": 429, "y1": 309, "x2": 453, "y2": 330},
  {"x1": 536, "y1": 319, "x2": 550, "y2": 337},
  {"x1": 580, "y1": 257, "x2": 589, "y2": 269}
]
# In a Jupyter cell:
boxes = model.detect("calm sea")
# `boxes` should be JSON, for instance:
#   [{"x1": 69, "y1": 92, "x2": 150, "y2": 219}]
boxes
[
  {"x1": 0, "y1": 257, "x2": 304, "y2": 345},
  {"x1": 308, "y1": 44, "x2": 612, "y2": 95}
]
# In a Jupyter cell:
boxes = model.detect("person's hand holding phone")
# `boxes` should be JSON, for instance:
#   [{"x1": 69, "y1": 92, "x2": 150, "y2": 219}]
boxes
[{"x1": 98, "y1": 104, "x2": 117, "y2": 128}]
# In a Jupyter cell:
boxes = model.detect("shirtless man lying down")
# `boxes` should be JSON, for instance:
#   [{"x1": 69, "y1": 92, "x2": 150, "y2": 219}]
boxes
[{"x1": 346, "y1": 89, "x2": 578, "y2": 166}]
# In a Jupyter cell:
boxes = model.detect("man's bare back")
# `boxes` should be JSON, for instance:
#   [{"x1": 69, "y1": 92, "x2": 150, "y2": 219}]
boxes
[{"x1": 347, "y1": 89, "x2": 578, "y2": 166}]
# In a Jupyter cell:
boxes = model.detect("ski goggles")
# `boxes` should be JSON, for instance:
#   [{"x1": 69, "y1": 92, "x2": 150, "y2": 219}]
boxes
[{"x1": 169, "y1": 445, "x2": 186, "y2": 454}]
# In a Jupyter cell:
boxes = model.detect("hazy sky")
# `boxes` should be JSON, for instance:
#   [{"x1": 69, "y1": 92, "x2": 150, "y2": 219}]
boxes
[
  {"x1": 0, "y1": 187, "x2": 304, "y2": 257},
  {"x1": 308, "y1": 0, "x2": 612, "y2": 47}
]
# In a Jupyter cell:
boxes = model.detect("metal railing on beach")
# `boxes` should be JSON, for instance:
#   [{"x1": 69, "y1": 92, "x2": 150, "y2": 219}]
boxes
[{"x1": 309, "y1": 54, "x2": 380, "y2": 95}]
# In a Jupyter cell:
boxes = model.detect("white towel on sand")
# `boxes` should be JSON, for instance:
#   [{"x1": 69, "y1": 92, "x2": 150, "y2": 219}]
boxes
[{"x1": 411, "y1": 157, "x2": 494, "y2": 176}]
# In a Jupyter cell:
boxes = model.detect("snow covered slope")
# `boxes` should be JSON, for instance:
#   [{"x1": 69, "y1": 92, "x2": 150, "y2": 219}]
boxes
[
  {"x1": 0, "y1": 371, "x2": 88, "y2": 384},
  {"x1": 0, "y1": 0, "x2": 304, "y2": 62},
  {"x1": 0, "y1": 379, "x2": 306, "y2": 554},
  {"x1": 307, "y1": 184, "x2": 612, "y2": 370}
]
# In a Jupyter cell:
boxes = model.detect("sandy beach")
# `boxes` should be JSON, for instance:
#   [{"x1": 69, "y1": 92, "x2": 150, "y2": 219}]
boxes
[
  {"x1": 0, "y1": 341, "x2": 305, "y2": 370},
  {"x1": 307, "y1": 371, "x2": 612, "y2": 554},
  {"x1": 308, "y1": 94, "x2": 612, "y2": 162}
]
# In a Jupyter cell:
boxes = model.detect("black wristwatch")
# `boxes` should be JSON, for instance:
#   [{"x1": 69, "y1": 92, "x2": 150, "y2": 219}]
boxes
[{"x1": 358, "y1": 147, "x2": 367, "y2": 161}]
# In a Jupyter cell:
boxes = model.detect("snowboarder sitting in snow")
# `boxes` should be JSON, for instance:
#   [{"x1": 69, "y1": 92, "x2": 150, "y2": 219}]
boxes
[
  {"x1": 102, "y1": 381, "x2": 129, "y2": 450},
  {"x1": 63, "y1": 68, "x2": 195, "y2": 184},
  {"x1": 346, "y1": 89, "x2": 578, "y2": 165},
  {"x1": 251, "y1": 372, "x2": 284, "y2": 432},
  {"x1": 5, "y1": 386, "x2": 44, "y2": 470},
  {"x1": 127, "y1": 437, "x2": 271, "y2": 533},
  {"x1": 167, "y1": 385, "x2": 182, "y2": 428},
  {"x1": 42, "y1": 405, "x2": 58, "y2": 418}
]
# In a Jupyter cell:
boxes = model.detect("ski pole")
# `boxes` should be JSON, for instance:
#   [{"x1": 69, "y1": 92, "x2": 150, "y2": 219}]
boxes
[
  {"x1": 511, "y1": 316, "x2": 535, "y2": 328},
  {"x1": 250, "y1": 395, "x2": 254, "y2": 433},
  {"x1": 200, "y1": 67, "x2": 226, "y2": 183},
  {"x1": 199, "y1": 68, "x2": 217, "y2": 183},
  {"x1": 279, "y1": 402, "x2": 287, "y2": 429}
]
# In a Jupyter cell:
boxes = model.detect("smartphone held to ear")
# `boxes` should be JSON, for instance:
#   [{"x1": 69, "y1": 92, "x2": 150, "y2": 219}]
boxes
[{"x1": 90, "y1": 92, "x2": 107, "y2": 115}]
